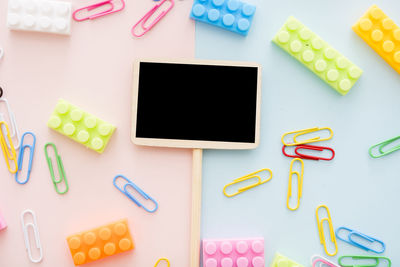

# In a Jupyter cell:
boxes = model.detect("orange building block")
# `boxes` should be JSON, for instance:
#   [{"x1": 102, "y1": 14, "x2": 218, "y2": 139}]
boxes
[
  {"x1": 353, "y1": 5, "x2": 400, "y2": 74},
  {"x1": 66, "y1": 219, "x2": 134, "y2": 265}
]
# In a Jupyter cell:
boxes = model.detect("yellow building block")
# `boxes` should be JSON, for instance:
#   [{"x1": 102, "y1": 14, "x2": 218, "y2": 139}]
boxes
[
  {"x1": 271, "y1": 253, "x2": 305, "y2": 267},
  {"x1": 353, "y1": 5, "x2": 400, "y2": 74},
  {"x1": 48, "y1": 99, "x2": 116, "y2": 153},
  {"x1": 273, "y1": 17, "x2": 362, "y2": 95},
  {"x1": 67, "y1": 219, "x2": 134, "y2": 266}
]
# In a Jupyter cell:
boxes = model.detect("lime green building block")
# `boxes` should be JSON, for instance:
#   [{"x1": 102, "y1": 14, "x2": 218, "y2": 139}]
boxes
[
  {"x1": 271, "y1": 253, "x2": 305, "y2": 267},
  {"x1": 272, "y1": 16, "x2": 363, "y2": 96},
  {"x1": 48, "y1": 99, "x2": 116, "y2": 153}
]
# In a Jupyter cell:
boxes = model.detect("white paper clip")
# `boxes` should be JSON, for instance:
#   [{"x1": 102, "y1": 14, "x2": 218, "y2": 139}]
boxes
[
  {"x1": 21, "y1": 209, "x2": 43, "y2": 263},
  {"x1": 0, "y1": 98, "x2": 20, "y2": 149}
]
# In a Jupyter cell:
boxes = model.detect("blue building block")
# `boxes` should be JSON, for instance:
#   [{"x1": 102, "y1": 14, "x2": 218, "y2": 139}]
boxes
[{"x1": 190, "y1": 0, "x2": 256, "y2": 36}]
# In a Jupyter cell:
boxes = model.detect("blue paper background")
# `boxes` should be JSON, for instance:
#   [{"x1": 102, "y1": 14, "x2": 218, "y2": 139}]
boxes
[{"x1": 197, "y1": 0, "x2": 400, "y2": 265}]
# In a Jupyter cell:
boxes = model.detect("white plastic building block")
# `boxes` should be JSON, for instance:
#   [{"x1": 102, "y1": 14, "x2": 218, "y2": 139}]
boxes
[{"x1": 7, "y1": 0, "x2": 72, "y2": 35}]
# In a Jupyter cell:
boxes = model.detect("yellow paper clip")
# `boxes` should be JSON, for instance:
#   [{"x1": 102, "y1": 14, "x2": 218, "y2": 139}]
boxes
[
  {"x1": 281, "y1": 127, "x2": 333, "y2": 146},
  {"x1": 154, "y1": 258, "x2": 170, "y2": 267},
  {"x1": 0, "y1": 121, "x2": 18, "y2": 173},
  {"x1": 316, "y1": 205, "x2": 338, "y2": 256},
  {"x1": 223, "y1": 168, "x2": 273, "y2": 197},
  {"x1": 286, "y1": 158, "x2": 304, "y2": 211}
]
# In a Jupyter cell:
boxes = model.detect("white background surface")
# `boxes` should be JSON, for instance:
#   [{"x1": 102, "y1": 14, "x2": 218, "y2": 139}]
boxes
[{"x1": 197, "y1": 0, "x2": 400, "y2": 265}]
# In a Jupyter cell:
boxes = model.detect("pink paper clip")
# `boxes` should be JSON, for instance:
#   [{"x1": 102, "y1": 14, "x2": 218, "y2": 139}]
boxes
[
  {"x1": 131, "y1": 0, "x2": 174, "y2": 37},
  {"x1": 0, "y1": 212, "x2": 7, "y2": 231},
  {"x1": 73, "y1": 0, "x2": 125, "y2": 22},
  {"x1": 311, "y1": 255, "x2": 339, "y2": 267}
]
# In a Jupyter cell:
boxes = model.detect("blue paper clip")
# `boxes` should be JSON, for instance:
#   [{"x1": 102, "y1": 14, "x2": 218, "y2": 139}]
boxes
[
  {"x1": 113, "y1": 174, "x2": 158, "y2": 213},
  {"x1": 335, "y1": 226, "x2": 385, "y2": 254},
  {"x1": 15, "y1": 132, "x2": 36, "y2": 184}
]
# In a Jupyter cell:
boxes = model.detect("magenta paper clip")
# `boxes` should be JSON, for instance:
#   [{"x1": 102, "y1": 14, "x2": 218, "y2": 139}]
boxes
[
  {"x1": 73, "y1": 0, "x2": 125, "y2": 21},
  {"x1": 311, "y1": 255, "x2": 339, "y2": 267},
  {"x1": 0, "y1": 212, "x2": 7, "y2": 231},
  {"x1": 131, "y1": 0, "x2": 174, "y2": 37}
]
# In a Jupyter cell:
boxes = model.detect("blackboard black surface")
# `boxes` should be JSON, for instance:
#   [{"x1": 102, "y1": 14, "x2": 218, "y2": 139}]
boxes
[{"x1": 132, "y1": 59, "x2": 261, "y2": 149}]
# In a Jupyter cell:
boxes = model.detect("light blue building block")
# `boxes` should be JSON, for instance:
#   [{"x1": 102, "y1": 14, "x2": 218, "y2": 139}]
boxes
[{"x1": 190, "y1": 0, "x2": 256, "y2": 36}]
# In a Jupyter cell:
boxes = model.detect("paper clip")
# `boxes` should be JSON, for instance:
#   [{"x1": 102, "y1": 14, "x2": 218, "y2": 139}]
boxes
[
  {"x1": 335, "y1": 227, "x2": 385, "y2": 253},
  {"x1": 287, "y1": 158, "x2": 304, "y2": 211},
  {"x1": 113, "y1": 174, "x2": 158, "y2": 213},
  {"x1": 131, "y1": 0, "x2": 174, "y2": 37},
  {"x1": 369, "y1": 135, "x2": 400, "y2": 158},
  {"x1": 223, "y1": 168, "x2": 273, "y2": 197},
  {"x1": 0, "y1": 121, "x2": 18, "y2": 173},
  {"x1": 316, "y1": 205, "x2": 338, "y2": 257},
  {"x1": 154, "y1": 258, "x2": 170, "y2": 267},
  {"x1": 73, "y1": 0, "x2": 125, "y2": 21},
  {"x1": 44, "y1": 143, "x2": 69, "y2": 194},
  {"x1": 0, "y1": 47, "x2": 3, "y2": 59},
  {"x1": 311, "y1": 255, "x2": 339, "y2": 267},
  {"x1": 0, "y1": 98, "x2": 20, "y2": 149},
  {"x1": 282, "y1": 145, "x2": 335, "y2": 161},
  {"x1": 338, "y1": 255, "x2": 391, "y2": 267},
  {"x1": 21, "y1": 209, "x2": 43, "y2": 263},
  {"x1": 15, "y1": 132, "x2": 36, "y2": 184},
  {"x1": 281, "y1": 127, "x2": 333, "y2": 146},
  {"x1": 0, "y1": 211, "x2": 7, "y2": 231}
]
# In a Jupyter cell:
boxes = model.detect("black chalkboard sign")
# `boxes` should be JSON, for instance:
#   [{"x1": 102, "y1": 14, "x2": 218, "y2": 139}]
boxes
[{"x1": 131, "y1": 59, "x2": 262, "y2": 149}]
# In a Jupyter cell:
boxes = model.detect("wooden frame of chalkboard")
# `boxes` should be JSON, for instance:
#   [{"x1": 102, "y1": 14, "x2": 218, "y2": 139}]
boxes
[{"x1": 131, "y1": 58, "x2": 262, "y2": 149}]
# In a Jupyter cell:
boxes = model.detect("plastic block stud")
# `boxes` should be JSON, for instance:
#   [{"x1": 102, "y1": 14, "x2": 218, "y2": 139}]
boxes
[
  {"x1": 353, "y1": 5, "x2": 400, "y2": 74},
  {"x1": 202, "y1": 237, "x2": 264, "y2": 267},
  {"x1": 190, "y1": 0, "x2": 256, "y2": 36},
  {"x1": 273, "y1": 16, "x2": 363, "y2": 96},
  {"x1": 66, "y1": 219, "x2": 134, "y2": 266},
  {"x1": 271, "y1": 253, "x2": 305, "y2": 267},
  {"x1": 48, "y1": 99, "x2": 116, "y2": 153},
  {"x1": 7, "y1": 0, "x2": 71, "y2": 35}
]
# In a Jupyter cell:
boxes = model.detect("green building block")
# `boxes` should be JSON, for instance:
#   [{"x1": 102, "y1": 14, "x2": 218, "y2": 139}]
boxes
[
  {"x1": 272, "y1": 16, "x2": 363, "y2": 96},
  {"x1": 48, "y1": 99, "x2": 116, "y2": 153},
  {"x1": 271, "y1": 253, "x2": 305, "y2": 267}
]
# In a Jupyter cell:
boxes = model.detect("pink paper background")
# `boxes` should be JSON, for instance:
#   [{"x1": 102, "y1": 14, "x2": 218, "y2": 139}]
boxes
[{"x1": 0, "y1": 0, "x2": 195, "y2": 266}]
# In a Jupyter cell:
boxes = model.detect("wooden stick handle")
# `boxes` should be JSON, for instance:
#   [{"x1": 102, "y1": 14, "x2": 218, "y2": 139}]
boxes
[{"x1": 190, "y1": 148, "x2": 203, "y2": 267}]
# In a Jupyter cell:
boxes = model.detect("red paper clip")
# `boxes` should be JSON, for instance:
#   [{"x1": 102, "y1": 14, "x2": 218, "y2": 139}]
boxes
[
  {"x1": 282, "y1": 145, "x2": 335, "y2": 161},
  {"x1": 73, "y1": 0, "x2": 125, "y2": 22}
]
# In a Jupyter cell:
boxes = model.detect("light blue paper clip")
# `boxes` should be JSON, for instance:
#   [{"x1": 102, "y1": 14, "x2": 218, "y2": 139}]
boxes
[
  {"x1": 113, "y1": 174, "x2": 158, "y2": 213},
  {"x1": 336, "y1": 226, "x2": 385, "y2": 254},
  {"x1": 15, "y1": 132, "x2": 36, "y2": 184}
]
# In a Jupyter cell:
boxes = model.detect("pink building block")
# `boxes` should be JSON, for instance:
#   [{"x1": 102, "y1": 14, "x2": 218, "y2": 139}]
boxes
[
  {"x1": 0, "y1": 212, "x2": 6, "y2": 231},
  {"x1": 202, "y1": 237, "x2": 264, "y2": 267}
]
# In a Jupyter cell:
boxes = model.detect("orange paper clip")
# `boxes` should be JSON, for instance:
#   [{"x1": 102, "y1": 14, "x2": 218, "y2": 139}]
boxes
[
  {"x1": 131, "y1": 0, "x2": 174, "y2": 37},
  {"x1": 73, "y1": 0, "x2": 125, "y2": 21}
]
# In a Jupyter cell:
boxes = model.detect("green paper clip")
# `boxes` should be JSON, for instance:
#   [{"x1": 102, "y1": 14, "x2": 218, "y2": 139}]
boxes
[
  {"x1": 369, "y1": 135, "x2": 400, "y2": 158},
  {"x1": 44, "y1": 142, "x2": 69, "y2": 194},
  {"x1": 338, "y1": 255, "x2": 391, "y2": 267}
]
